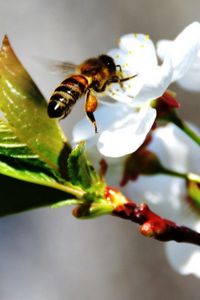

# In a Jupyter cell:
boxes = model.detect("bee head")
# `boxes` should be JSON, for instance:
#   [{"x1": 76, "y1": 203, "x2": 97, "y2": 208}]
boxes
[
  {"x1": 99, "y1": 54, "x2": 116, "y2": 73},
  {"x1": 47, "y1": 97, "x2": 66, "y2": 118}
]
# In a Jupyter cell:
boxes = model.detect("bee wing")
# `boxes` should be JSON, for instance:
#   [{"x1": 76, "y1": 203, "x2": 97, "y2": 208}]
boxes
[{"x1": 35, "y1": 56, "x2": 78, "y2": 74}]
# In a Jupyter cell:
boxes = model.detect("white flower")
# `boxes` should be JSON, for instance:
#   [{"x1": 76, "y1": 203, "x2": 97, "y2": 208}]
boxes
[
  {"x1": 123, "y1": 123, "x2": 200, "y2": 277},
  {"x1": 73, "y1": 22, "x2": 200, "y2": 158},
  {"x1": 73, "y1": 102, "x2": 156, "y2": 157},
  {"x1": 157, "y1": 22, "x2": 200, "y2": 92}
]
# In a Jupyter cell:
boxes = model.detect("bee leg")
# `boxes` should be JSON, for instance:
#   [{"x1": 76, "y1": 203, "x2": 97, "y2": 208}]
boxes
[
  {"x1": 118, "y1": 74, "x2": 138, "y2": 89},
  {"x1": 97, "y1": 74, "x2": 137, "y2": 92},
  {"x1": 85, "y1": 89, "x2": 98, "y2": 133},
  {"x1": 119, "y1": 74, "x2": 137, "y2": 82}
]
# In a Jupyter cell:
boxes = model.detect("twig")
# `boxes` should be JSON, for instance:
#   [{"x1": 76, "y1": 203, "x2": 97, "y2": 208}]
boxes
[{"x1": 113, "y1": 200, "x2": 200, "y2": 245}]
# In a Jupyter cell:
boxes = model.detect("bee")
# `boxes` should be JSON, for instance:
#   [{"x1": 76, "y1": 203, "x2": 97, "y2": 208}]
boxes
[{"x1": 47, "y1": 54, "x2": 136, "y2": 133}]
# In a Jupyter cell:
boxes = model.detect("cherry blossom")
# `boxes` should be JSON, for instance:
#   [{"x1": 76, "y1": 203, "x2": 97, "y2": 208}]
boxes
[
  {"x1": 73, "y1": 22, "x2": 200, "y2": 158},
  {"x1": 124, "y1": 123, "x2": 200, "y2": 277},
  {"x1": 157, "y1": 22, "x2": 200, "y2": 92}
]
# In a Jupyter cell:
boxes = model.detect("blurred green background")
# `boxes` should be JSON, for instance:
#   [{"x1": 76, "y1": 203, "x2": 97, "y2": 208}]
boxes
[{"x1": 0, "y1": 0, "x2": 199, "y2": 299}]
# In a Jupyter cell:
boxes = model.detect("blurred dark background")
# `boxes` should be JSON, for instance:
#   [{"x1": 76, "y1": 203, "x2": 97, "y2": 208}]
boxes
[{"x1": 0, "y1": 0, "x2": 200, "y2": 299}]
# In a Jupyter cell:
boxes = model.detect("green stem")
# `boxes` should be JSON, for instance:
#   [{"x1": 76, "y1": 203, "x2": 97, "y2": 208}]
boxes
[
  {"x1": 53, "y1": 182, "x2": 85, "y2": 199},
  {"x1": 169, "y1": 112, "x2": 200, "y2": 146},
  {"x1": 73, "y1": 202, "x2": 114, "y2": 219},
  {"x1": 161, "y1": 167, "x2": 200, "y2": 184}
]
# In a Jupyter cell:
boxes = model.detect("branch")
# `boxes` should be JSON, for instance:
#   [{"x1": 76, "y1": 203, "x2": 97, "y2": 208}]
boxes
[{"x1": 113, "y1": 200, "x2": 200, "y2": 245}]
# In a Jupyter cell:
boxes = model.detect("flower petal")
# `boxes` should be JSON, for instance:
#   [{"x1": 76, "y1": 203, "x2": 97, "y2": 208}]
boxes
[
  {"x1": 108, "y1": 48, "x2": 130, "y2": 71},
  {"x1": 97, "y1": 105, "x2": 156, "y2": 157},
  {"x1": 106, "y1": 57, "x2": 173, "y2": 106},
  {"x1": 109, "y1": 34, "x2": 157, "y2": 76},
  {"x1": 176, "y1": 57, "x2": 200, "y2": 92},
  {"x1": 157, "y1": 35, "x2": 200, "y2": 91},
  {"x1": 106, "y1": 77, "x2": 143, "y2": 104},
  {"x1": 107, "y1": 33, "x2": 160, "y2": 104},
  {"x1": 132, "y1": 56, "x2": 173, "y2": 104},
  {"x1": 122, "y1": 122, "x2": 200, "y2": 278},
  {"x1": 157, "y1": 40, "x2": 172, "y2": 61},
  {"x1": 149, "y1": 123, "x2": 200, "y2": 174},
  {"x1": 119, "y1": 33, "x2": 158, "y2": 68},
  {"x1": 124, "y1": 123, "x2": 200, "y2": 220},
  {"x1": 72, "y1": 102, "x2": 130, "y2": 143},
  {"x1": 157, "y1": 22, "x2": 200, "y2": 81},
  {"x1": 124, "y1": 173, "x2": 186, "y2": 216},
  {"x1": 165, "y1": 240, "x2": 200, "y2": 277},
  {"x1": 106, "y1": 85, "x2": 138, "y2": 104}
]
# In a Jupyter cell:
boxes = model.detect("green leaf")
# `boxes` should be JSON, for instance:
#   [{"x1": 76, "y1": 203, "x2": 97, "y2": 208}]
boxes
[
  {"x1": 67, "y1": 142, "x2": 100, "y2": 188},
  {"x1": 0, "y1": 117, "x2": 63, "y2": 180},
  {"x1": 0, "y1": 119, "x2": 85, "y2": 198},
  {"x1": 0, "y1": 36, "x2": 109, "y2": 217},
  {"x1": 67, "y1": 142, "x2": 106, "y2": 203},
  {"x1": 0, "y1": 118, "x2": 37, "y2": 158},
  {"x1": 0, "y1": 173, "x2": 69, "y2": 217},
  {"x1": 0, "y1": 36, "x2": 71, "y2": 175},
  {"x1": 0, "y1": 149, "x2": 86, "y2": 216},
  {"x1": 0, "y1": 156, "x2": 60, "y2": 187}
]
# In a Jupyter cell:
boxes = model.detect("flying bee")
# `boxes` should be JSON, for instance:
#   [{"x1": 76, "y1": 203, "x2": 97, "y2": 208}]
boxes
[{"x1": 47, "y1": 54, "x2": 136, "y2": 133}]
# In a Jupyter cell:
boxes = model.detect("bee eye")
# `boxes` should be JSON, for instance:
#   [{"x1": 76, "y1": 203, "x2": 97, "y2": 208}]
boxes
[
  {"x1": 47, "y1": 99, "x2": 65, "y2": 118},
  {"x1": 99, "y1": 55, "x2": 116, "y2": 72}
]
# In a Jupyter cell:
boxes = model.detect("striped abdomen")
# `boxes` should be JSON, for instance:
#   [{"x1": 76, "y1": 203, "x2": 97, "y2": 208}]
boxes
[{"x1": 47, "y1": 74, "x2": 89, "y2": 119}]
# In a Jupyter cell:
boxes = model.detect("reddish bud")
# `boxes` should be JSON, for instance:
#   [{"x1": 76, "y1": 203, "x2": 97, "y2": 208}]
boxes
[
  {"x1": 105, "y1": 186, "x2": 128, "y2": 208},
  {"x1": 140, "y1": 220, "x2": 169, "y2": 237},
  {"x1": 120, "y1": 147, "x2": 163, "y2": 186},
  {"x1": 160, "y1": 90, "x2": 180, "y2": 108},
  {"x1": 153, "y1": 90, "x2": 180, "y2": 118},
  {"x1": 72, "y1": 203, "x2": 90, "y2": 218},
  {"x1": 99, "y1": 158, "x2": 108, "y2": 177}
]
